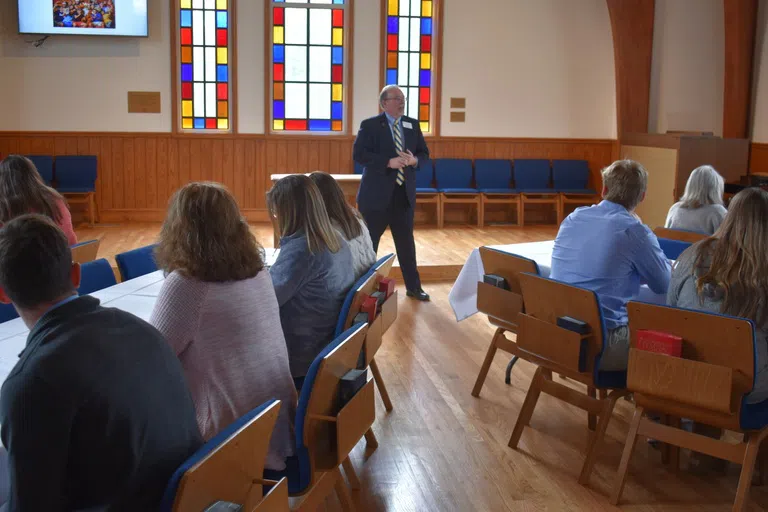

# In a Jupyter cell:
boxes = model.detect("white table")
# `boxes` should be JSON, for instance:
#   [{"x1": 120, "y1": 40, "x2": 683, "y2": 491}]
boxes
[
  {"x1": 447, "y1": 240, "x2": 667, "y2": 322},
  {"x1": 0, "y1": 249, "x2": 280, "y2": 384}
]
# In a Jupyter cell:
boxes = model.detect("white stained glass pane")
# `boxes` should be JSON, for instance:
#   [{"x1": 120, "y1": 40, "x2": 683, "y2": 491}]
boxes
[
  {"x1": 309, "y1": 46, "x2": 331, "y2": 83},
  {"x1": 411, "y1": 0, "x2": 421, "y2": 17},
  {"x1": 284, "y1": 8, "x2": 308, "y2": 45},
  {"x1": 409, "y1": 53, "x2": 420, "y2": 86},
  {"x1": 204, "y1": 10, "x2": 215, "y2": 46},
  {"x1": 309, "y1": 84, "x2": 331, "y2": 119},
  {"x1": 309, "y1": 0, "x2": 332, "y2": 3},
  {"x1": 206, "y1": 82, "x2": 217, "y2": 117},
  {"x1": 399, "y1": 0, "x2": 410, "y2": 16},
  {"x1": 401, "y1": 87, "x2": 410, "y2": 116},
  {"x1": 398, "y1": 18, "x2": 410, "y2": 52},
  {"x1": 192, "y1": 0, "x2": 203, "y2": 8},
  {"x1": 285, "y1": 46, "x2": 307, "y2": 82},
  {"x1": 205, "y1": 47, "x2": 216, "y2": 81},
  {"x1": 285, "y1": 83, "x2": 307, "y2": 118},
  {"x1": 204, "y1": 0, "x2": 215, "y2": 9},
  {"x1": 410, "y1": 18, "x2": 421, "y2": 51},
  {"x1": 193, "y1": 46, "x2": 205, "y2": 81},
  {"x1": 192, "y1": 10, "x2": 204, "y2": 45},
  {"x1": 408, "y1": 87, "x2": 419, "y2": 118},
  {"x1": 398, "y1": 53, "x2": 409, "y2": 88},
  {"x1": 309, "y1": 9, "x2": 331, "y2": 46},
  {"x1": 194, "y1": 83, "x2": 205, "y2": 117}
]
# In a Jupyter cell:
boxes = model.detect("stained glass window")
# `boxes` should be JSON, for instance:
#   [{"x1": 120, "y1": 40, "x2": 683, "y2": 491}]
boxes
[
  {"x1": 178, "y1": 0, "x2": 231, "y2": 131},
  {"x1": 384, "y1": 0, "x2": 437, "y2": 133},
  {"x1": 270, "y1": 0, "x2": 348, "y2": 132}
]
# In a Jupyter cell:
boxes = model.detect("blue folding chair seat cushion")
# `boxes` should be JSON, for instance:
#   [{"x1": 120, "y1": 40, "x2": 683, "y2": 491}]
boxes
[
  {"x1": 416, "y1": 187, "x2": 439, "y2": 194},
  {"x1": 657, "y1": 238, "x2": 691, "y2": 260},
  {"x1": 26, "y1": 155, "x2": 54, "y2": 185},
  {"x1": 78, "y1": 258, "x2": 118, "y2": 295},
  {"x1": 115, "y1": 244, "x2": 159, "y2": 281},
  {"x1": 480, "y1": 188, "x2": 518, "y2": 194},
  {"x1": 438, "y1": 188, "x2": 479, "y2": 194},
  {"x1": 557, "y1": 188, "x2": 597, "y2": 195}
]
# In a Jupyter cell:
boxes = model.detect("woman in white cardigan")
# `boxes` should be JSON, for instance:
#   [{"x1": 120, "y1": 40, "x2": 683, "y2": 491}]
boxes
[{"x1": 309, "y1": 171, "x2": 377, "y2": 279}]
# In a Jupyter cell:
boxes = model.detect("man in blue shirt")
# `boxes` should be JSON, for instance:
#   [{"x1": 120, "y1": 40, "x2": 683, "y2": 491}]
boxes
[{"x1": 550, "y1": 159, "x2": 671, "y2": 370}]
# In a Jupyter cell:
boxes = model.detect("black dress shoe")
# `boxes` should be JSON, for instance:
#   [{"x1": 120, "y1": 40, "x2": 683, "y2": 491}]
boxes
[{"x1": 406, "y1": 288, "x2": 430, "y2": 301}]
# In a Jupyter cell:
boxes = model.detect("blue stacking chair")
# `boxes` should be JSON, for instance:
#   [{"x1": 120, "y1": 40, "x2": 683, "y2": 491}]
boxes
[
  {"x1": 26, "y1": 155, "x2": 54, "y2": 186},
  {"x1": 475, "y1": 159, "x2": 520, "y2": 227},
  {"x1": 0, "y1": 303, "x2": 18, "y2": 323},
  {"x1": 553, "y1": 159, "x2": 598, "y2": 224},
  {"x1": 415, "y1": 158, "x2": 441, "y2": 226},
  {"x1": 78, "y1": 258, "x2": 117, "y2": 295},
  {"x1": 115, "y1": 244, "x2": 158, "y2": 281},
  {"x1": 55, "y1": 155, "x2": 98, "y2": 226},
  {"x1": 353, "y1": 162, "x2": 364, "y2": 174},
  {"x1": 435, "y1": 158, "x2": 480, "y2": 228},
  {"x1": 161, "y1": 400, "x2": 288, "y2": 512},
  {"x1": 514, "y1": 159, "x2": 557, "y2": 226},
  {"x1": 656, "y1": 237, "x2": 691, "y2": 260},
  {"x1": 264, "y1": 324, "x2": 373, "y2": 510}
]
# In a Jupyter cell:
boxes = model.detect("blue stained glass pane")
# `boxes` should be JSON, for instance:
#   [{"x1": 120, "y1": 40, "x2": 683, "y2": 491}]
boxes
[
  {"x1": 387, "y1": 17, "x2": 398, "y2": 34},
  {"x1": 217, "y1": 65, "x2": 228, "y2": 82},
  {"x1": 181, "y1": 64, "x2": 193, "y2": 81},
  {"x1": 274, "y1": 45, "x2": 285, "y2": 63},
  {"x1": 273, "y1": 0, "x2": 284, "y2": 2},
  {"x1": 194, "y1": 118, "x2": 205, "y2": 129},
  {"x1": 180, "y1": 10, "x2": 192, "y2": 27},
  {"x1": 309, "y1": 120, "x2": 332, "y2": 131},
  {"x1": 419, "y1": 70, "x2": 431, "y2": 87},
  {"x1": 332, "y1": 47, "x2": 343, "y2": 65},
  {"x1": 332, "y1": 0, "x2": 345, "y2": 3},
  {"x1": 332, "y1": 102, "x2": 343, "y2": 120},
  {"x1": 386, "y1": 69, "x2": 398, "y2": 85},
  {"x1": 216, "y1": 11, "x2": 227, "y2": 28},
  {"x1": 274, "y1": 101, "x2": 285, "y2": 119},
  {"x1": 421, "y1": 18, "x2": 432, "y2": 35}
]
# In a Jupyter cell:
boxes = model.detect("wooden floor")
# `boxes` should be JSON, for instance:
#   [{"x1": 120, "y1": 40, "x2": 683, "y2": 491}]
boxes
[{"x1": 74, "y1": 223, "x2": 768, "y2": 511}]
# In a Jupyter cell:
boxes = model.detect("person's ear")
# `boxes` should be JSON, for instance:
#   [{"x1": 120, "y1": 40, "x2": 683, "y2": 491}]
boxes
[
  {"x1": 0, "y1": 287, "x2": 12, "y2": 305},
  {"x1": 601, "y1": 184, "x2": 608, "y2": 198},
  {"x1": 71, "y1": 262, "x2": 81, "y2": 290},
  {"x1": 639, "y1": 191, "x2": 646, "y2": 203}
]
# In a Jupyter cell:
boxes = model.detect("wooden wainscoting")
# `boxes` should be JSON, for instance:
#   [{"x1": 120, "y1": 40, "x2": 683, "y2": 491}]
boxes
[
  {"x1": 0, "y1": 132, "x2": 614, "y2": 222},
  {"x1": 750, "y1": 142, "x2": 768, "y2": 175}
]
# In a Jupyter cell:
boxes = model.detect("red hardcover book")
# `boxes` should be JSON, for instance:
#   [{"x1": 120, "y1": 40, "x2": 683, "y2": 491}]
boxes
[
  {"x1": 378, "y1": 277, "x2": 395, "y2": 298},
  {"x1": 636, "y1": 329, "x2": 683, "y2": 357},
  {"x1": 361, "y1": 296, "x2": 378, "y2": 323}
]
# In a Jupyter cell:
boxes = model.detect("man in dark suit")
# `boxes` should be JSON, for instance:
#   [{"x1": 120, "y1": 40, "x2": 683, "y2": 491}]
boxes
[{"x1": 353, "y1": 85, "x2": 430, "y2": 301}]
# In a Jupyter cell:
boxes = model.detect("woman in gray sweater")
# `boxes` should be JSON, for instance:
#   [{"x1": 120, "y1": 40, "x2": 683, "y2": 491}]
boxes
[
  {"x1": 267, "y1": 175, "x2": 354, "y2": 380},
  {"x1": 664, "y1": 165, "x2": 727, "y2": 235}
]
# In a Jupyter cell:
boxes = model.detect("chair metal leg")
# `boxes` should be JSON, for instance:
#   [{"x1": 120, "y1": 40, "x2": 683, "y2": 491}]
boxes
[{"x1": 505, "y1": 356, "x2": 519, "y2": 385}]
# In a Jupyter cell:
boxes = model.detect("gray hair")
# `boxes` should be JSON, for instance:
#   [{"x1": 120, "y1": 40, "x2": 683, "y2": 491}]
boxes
[
  {"x1": 679, "y1": 165, "x2": 724, "y2": 209},
  {"x1": 379, "y1": 85, "x2": 402, "y2": 109},
  {"x1": 601, "y1": 159, "x2": 648, "y2": 210}
]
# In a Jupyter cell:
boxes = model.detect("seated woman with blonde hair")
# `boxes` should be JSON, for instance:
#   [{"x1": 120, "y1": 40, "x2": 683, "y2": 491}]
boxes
[
  {"x1": 150, "y1": 182, "x2": 296, "y2": 471},
  {"x1": 664, "y1": 165, "x2": 727, "y2": 235},
  {"x1": 267, "y1": 175, "x2": 354, "y2": 381},
  {"x1": 309, "y1": 171, "x2": 376, "y2": 279}
]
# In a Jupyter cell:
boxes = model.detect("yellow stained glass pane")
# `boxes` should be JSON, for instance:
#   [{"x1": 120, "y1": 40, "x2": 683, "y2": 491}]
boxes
[
  {"x1": 421, "y1": 53, "x2": 431, "y2": 69},
  {"x1": 274, "y1": 26, "x2": 284, "y2": 44},
  {"x1": 182, "y1": 100, "x2": 193, "y2": 117},
  {"x1": 420, "y1": 121, "x2": 429, "y2": 132},
  {"x1": 273, "y1": 120, "x2": 284, "y2": 130},
  {"x1": 180, "y1": 0, "x2": 191, "y2": 8},
  {"x1": 332, "y1": 28, "x2": 343, "y2": 46},
  {"x1": 182, "y1": 118, "x2": 193, "y2": 129},
  {"x1": 218, "y1": 118, "x2": 229, "y2": 130},
  {"x1": 388, "y1": 0, "x2": 397, "y2": 15},
  {"x1": 217, "y1": 47, "x2": 228, "y2": 64},
  {"x1": 216, "y1": 0, "x2": 227, "y2": 9},
  {"x1": 422, "y1": 0, "x2": 432, "y2": 17},
  {"x1": 332, "y1": 84, "x2": 343, "y2": 101}
]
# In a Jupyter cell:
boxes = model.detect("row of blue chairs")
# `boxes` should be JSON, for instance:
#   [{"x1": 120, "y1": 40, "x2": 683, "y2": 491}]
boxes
[{"x1": 25, "y1": 155, "x2": 98, "y2": 226}]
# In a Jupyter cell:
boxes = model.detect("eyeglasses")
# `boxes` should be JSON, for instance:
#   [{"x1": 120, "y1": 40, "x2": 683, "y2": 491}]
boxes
[{"x1": 384, "y1": 96, "x2": 405, "y2": 103}]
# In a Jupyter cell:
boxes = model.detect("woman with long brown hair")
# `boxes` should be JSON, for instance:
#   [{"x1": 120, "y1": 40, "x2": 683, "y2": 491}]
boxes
[
  {"x1": 0, "y1": 155, "x2": 77, "y2": 244},
  {"x1": 309, "y1": 171, "x2": 376, "y2": 278},
  {"x1": 267, "y1": 174, "x2": 354, "y2": 381},
  {"x1": 149, "y1": 182, "x2": 296, "y2": 471}
]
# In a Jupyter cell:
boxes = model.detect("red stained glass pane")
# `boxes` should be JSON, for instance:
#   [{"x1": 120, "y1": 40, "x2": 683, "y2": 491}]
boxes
[
  {"x1": 274, "y1": 64, "x2": 284, "y2": 81},
  {"x1": 206, "y1": 118, "x2": 217, "y2": 129},
  {"x1": 182, "y1": 82, "x2": 193, "y2": 99},
  {"x1": 421, "y1": 35, "x2": 431, "y2": 52},
  {"x1": 217, "y1": 29, "x2": 227, "y2": 46},
  {"x1": 332, "y1": 65, "x2": 343, "y2": 83},
  {"x1": 285, "y1": 120, "x2": 308, "y2": 130},
  {"x1": 387, "y1": 34, "x2": 398, "y2": 51},
  {"x1": 332, "y1": 9, "x2": 343, "y2": 27},
  {"x1": 419, "y1": 87, "x2": 430, "y2": 104},
  {"x1": 217, "y1": 83, "x2": 228, "y2": 100},
  {"x1": 180, "y1": 28, "x2": 192, "y2": 45},
  {"x1": 273, "y1": 7, "x2": 284, "y2": 25}
]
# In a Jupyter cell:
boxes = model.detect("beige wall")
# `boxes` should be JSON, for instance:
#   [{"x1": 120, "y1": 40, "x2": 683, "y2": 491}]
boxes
[{"x1": 750, "y1": 0, "x2": 768, "y2": 142}]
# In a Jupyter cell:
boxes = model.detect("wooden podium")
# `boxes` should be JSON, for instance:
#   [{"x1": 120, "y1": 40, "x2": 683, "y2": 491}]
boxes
[{"x1": 619, "y1": 133, "x2": 749, "y2": 229}]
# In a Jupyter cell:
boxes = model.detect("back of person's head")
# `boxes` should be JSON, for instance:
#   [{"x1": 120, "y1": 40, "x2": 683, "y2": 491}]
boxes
[
  {"x1": 155, "y1": 182, "x2": 264, "y2": 282},
  {"x1": 266, "y1": 174, "x2": 342, "y2": 254},
  {"x1": 600, "y1": 159, "x2": 648, "y2": 210},
  {"x1": 308, "y1": 171, "x2": 363, "y2": 241},
  {"x1": 0, "y1": 214, "x2": 76, "y2": 310},
  {"x1": 679, "y1": 165, "x2": 724, "y2": 209},
  {"x1": 696, "y1": 187, "x2": 768, "y2": 326},
  {"x1": 0, "y1": 155, "x2": 63, "y2": 224}
]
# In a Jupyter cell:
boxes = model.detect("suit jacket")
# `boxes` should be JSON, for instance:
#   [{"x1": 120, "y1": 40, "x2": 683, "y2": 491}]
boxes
[{"x1": 353, "y1": 113, "x2": 430, "y2": 211}]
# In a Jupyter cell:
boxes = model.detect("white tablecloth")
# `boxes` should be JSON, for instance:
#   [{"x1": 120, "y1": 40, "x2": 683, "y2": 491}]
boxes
[
  {"x1": 0, "y1": 249, "x2": 280, "y2": 384},
  {"x1": 447, "y1": 240, "x2": 667, "y2": 322}
]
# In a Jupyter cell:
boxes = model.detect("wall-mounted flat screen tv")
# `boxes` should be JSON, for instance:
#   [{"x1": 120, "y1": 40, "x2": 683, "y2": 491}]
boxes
[{"x1": 19, "y1": 0, "x2": 148, "y2": 37}]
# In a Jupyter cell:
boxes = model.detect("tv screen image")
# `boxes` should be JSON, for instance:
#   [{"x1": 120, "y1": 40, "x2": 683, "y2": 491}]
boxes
[{"x1": 18, "y1": 0, "x2": 147, "y2": 37}]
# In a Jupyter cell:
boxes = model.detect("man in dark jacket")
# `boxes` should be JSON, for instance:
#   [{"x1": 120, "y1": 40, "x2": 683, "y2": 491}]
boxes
[{"x1": 0, "y1": 214, "x2": 202, "y2": 511}]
